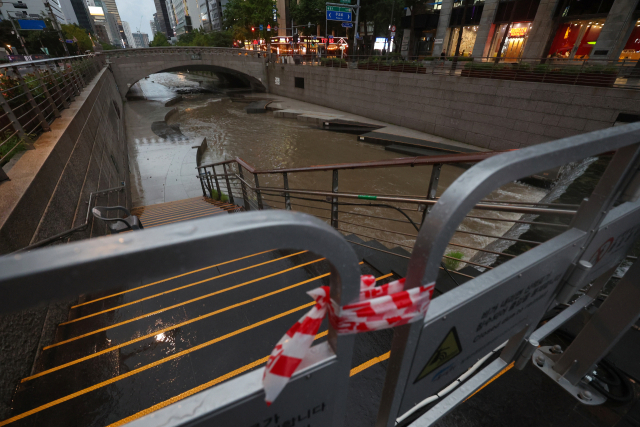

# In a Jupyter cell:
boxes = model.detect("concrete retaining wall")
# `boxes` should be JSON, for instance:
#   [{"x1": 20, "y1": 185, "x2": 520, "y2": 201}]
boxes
[
  {"x1": 0, "y1": 67, "x2": 130, "y2": 254},
  {"x1": 268, "y1": 64, "x2": 640, "y2": 150}
]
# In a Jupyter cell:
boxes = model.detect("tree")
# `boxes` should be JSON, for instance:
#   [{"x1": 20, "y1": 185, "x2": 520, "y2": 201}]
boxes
[
  {"x1": 150, "y1": 32, "x2": 171, "y2": 47},
  {"x1": 61, "y1": 24, "x2": 93, "y2": 53},
  {"x1": 223, "y1": 0, "x2": 279, "y2": 42},
  {"x1": 290, "y1": 0, "x2": 324, "y2": 36}
]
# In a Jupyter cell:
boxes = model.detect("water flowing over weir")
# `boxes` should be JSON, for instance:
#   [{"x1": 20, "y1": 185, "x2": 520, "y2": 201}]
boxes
[{"x1": 138, "y1": 72, "x2": 550, "y2": 267}]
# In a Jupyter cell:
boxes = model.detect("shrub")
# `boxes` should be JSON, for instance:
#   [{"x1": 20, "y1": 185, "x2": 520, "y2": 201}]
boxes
[{"x1": 444, "y1": 251, "x2": 465, "y2": 270}]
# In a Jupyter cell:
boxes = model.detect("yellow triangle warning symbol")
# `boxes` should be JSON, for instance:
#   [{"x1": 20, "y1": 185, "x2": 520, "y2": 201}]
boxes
[{"x1": 414, "y1": 327, "x2": 462, "y2": 383}]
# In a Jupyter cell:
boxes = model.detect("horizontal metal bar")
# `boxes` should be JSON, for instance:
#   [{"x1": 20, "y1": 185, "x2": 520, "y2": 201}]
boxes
[
  {"x1": 454, "y1": 229, "x2": 542, "y2": 245},
  {"x1": 238, "y1": 177, "x2": 577, "y2": 217},
  {"x1": 442, "y1": 254, "x2": 492, "y2": 269}
]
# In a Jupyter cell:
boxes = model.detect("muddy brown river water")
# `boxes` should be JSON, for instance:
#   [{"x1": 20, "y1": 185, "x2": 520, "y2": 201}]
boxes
[{"x1": 135, "y1": 72, "x2": 548, "y2": 267}]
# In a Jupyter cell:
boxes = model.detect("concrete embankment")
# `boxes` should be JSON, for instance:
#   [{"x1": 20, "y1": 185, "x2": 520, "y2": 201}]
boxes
[
  {"x1": 267, "y1": 64, "x2": 640, "y2": 150},
  {"x1": 0, "y1": 67, "x2": 130, "y2": 255}
]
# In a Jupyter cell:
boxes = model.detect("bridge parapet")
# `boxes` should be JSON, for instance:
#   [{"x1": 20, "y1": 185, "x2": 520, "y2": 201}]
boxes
[{"x1": 104, "y1": 48, "x2": 268, "y2": 97}]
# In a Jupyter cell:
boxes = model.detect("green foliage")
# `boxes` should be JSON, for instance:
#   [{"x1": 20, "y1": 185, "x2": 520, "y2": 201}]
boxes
[
  {"x1": 444, "y1": 251, "x2": 465, "y2": 271},
  {"x1": 290, "y1": 0, "x2": 324, "y2": 35},
  {"x1": 223, "y1": 0, "x2": 279, "y2": 41},
  {"x1": 61, "y1": 24, "x2": 93, "y2": 53},
  {"x1": 150, "y1": 32, "x2": 171, "y2": 47},
  {"x1": 0, "y1": 132, "x2": 26, "y2": 163},
  {"x1": 176, "y1": 29, "x2": 233, "y2": 47},
  {"x1": 100, "y1": 42, "x2": 116, "y2": 50},
  {"x1": 210, "y1": 189, "x2": 230, "y2": 202}
]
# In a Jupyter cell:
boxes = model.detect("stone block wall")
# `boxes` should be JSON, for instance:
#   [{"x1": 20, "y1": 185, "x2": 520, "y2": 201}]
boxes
[
  {"x1": 0, "y1": 67, "x2": 130, "y2": 254},
  {"x1": 268, "y1": 64, "x2": 640, "y2": 150}
]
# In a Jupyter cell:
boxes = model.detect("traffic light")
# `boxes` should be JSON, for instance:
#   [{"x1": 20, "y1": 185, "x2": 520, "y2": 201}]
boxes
[{"x1": 251, "y1": 27, "x2": 255, "y2": 32}]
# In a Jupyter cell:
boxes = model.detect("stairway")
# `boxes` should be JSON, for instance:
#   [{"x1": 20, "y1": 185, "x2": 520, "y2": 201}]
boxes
[
  {"x1": 3, "y1": 192, "x2": 484, "y2": 427},
  {"x1": 5, "y1": 199, "x2": 428, "y2": 427},
  {"x1": 130, "y1": 196, "x2": 243, "y2": 229}
]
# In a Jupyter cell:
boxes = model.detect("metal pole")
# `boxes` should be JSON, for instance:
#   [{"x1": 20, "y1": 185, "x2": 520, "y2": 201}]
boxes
[
  {"x1": 254, "y1": 173, "x2": 264, "y2": 209},
  {"x1": 222, "y1": 163, "x2": 234, "y2": 205},
  {"x1": 353, "y1": 0, "x2": 361, "y2": 54},
  {"x1": 44, "y1": 0, "x2": 69, "y2": 56},
  {"x1": 238, "y1": 165, "x2": 250, "y2": 211},
  {"x1": 13, "y1": 66, "x2": 50, "y2": 132},
  {"x1": 331, "y1": 169, "x2": 339, "y2": 228},
  {"x1": 32, "y1": 66, "x2": 60, "y2": 118},
  {"x1": 212, "y1": 165, "x2": 222, "y2": 200},
  {"x1": 421, "y1": 163, "x2": 441, "y2": 224},
  {"x1": 386, "y1": 0, "x2": 395, "y2": 55},
  {"x1": 9, "y1": 18, "x2": 29, "y2": 56},
  {"x1": 283, "y1": 172, "x2": 292, "y2": 210},
  {"x1": 552, "y1": 259, "x2": 640, "y2": 385},
  {"x1": 197, "y1": 167, "x2": 207, "y2": 197}
]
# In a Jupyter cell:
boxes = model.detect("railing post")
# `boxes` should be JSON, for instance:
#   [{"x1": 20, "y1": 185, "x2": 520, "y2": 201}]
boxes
[
  {"x1": 237, "y1": 164, "x2": 251, "y2": 211},
  {"x1": 222, "y1": 163, "x2": 234, "y2": 205},
  {"x1": 0, "y1": 90, "x2": 32, "y2": 145},
  {"x1": 32, "y1": 67, "x2": 60, "y2": 118},
  {"x1": 46, "y1": 62, "x2": 70, "y2": 109},
  {"x1": 421, "y1": 163, "x2": 441, "y2": 224},
  {"x1": 205, "y1": 170, "x2": 215, "y2": 198},
  {"x1": 283, "y1": 172, "x2": 292, "y2": 210},
  {"x1": 331, "y1": 169, "x2": 339, "y2": 229},
  {"x1": 13, "y1": 66, "x2": 50, "y2": 132},
  {"x1": 60, "y1": 60, "x2": 79, "y2": 98},
  {"x1": 254, "y1": 173, "x2": 264, "y2": 210},
  {"x1": 212, "y1": 165, "x2": 222, "y2": 200},
  {"x1": 197, "y1": 167, "x2": 207, "y2": 197}
]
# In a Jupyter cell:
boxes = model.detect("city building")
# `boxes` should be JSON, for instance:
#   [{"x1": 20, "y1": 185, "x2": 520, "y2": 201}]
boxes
[
  {"x1": 132, "y1": 32, "x2": 150, "y2": 48},
  {"x1": 59, "y1": 0, "x2": 79, "y2": 25},
  {"x1": 150, "y1": 14, "x2": 158, "y2": 36},
  {"x1": 398, "y1": 0, "x2": 640, "y2": 62},
  {"x1": 0, "y1": 0, "x2": 67, "y2": 26},
  {"x1": 122, "y1": 20, "x2": 137, "y2": 48},
  {"x1": 199, "y1": 0, "x2": 227, "y2": 32},
  {"x1": 166, "y1": 0, "x2": 202, "y2": 36},
  {"x1": 154, "y1": 0, "x2": 174, "y2": 37},
  {"x1": 62, "y1": 0, "x2": 96, "y2": 33}
]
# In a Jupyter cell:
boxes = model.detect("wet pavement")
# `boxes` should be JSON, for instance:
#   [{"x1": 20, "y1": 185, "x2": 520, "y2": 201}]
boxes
[{"x1": 4, "y1": 241, "x2": 397, "y2": 427}]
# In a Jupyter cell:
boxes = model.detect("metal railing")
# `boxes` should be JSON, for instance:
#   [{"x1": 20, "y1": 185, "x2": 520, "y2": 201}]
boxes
[
  {"x1": 0, "y1": 54, "x2": 106, "y2": 170},
  {"x1": 101, "y1": 46, "x2": 267, "y2": 59},
  {"x1": 12, "y1": 185, "x2": 126, "y2": 253},
  {"x1": 197, "y1": 151, "x2": 580, "y2": 282},
  {"x1": 275, "y1": 54, "x2": 640, "y2": 90}
]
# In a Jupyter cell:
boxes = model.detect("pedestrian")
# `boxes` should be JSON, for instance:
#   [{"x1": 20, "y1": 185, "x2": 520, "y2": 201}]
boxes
[{"x1": 440, "y1": 49, "x2": 446, "y2": 59}]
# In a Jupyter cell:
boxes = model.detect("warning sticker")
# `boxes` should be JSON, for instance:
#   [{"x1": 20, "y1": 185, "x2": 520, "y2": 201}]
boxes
[{"x1": 414, "y1": 327, "x2": 462, "y2": 383}]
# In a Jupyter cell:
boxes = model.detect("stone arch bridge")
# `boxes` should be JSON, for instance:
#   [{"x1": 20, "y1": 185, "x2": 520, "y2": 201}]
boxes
[{"x1": 103, "y1": 47, "x2": 269, "y2": 98}]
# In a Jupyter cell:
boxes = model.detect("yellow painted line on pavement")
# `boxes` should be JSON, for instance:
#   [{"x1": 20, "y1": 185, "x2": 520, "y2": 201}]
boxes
[
  {"x1": 350, "y1": 351, "x2": 391, "y2": 376},
  {"x1": 104, "y1": 273, "x2": 392, "y2": 426},
  {"x1": 46, "y1": 257, "x2": 324, "y2": 349},
  {"x1": 72, "y1": 249, "x2": 276, "y2": 309},
  {"x1": 25, "y1": 272, "x2": 333, "y2": 382},
  {"x1": 62, "y1": 251, "x2": 308, "y2": 325},
  {"x1": 0, "y1": 303, "x2": 317, "y2": 426}
]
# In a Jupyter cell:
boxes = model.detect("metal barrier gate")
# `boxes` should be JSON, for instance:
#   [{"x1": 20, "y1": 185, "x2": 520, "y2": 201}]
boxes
[
  {"x1": 0, "y1": 212, "x2": 361, "y2": 427},
  {"x1": 1, "y1": 124, "x2": 640, "y2": 426},
  {"x1": 375, "y1": 122, "x2": 640, "y2": 426}
]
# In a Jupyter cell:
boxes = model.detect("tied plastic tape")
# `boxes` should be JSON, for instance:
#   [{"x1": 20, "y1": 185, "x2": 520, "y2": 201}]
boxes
[{"x1": 263, "y1": 275, "x2": 435, "y2": 405}]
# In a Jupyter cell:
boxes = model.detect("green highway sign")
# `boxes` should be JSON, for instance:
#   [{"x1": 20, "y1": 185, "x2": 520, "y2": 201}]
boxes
[
  {"x1": 339, "y1": 0, "x2": 351, "y2": 3},
  {"x1": 327, "y1": 5, "x2": 351, "y2": 12}
]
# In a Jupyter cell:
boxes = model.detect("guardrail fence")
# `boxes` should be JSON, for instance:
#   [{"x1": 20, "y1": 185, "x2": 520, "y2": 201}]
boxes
[{"x1": 0, "y1": 54, "x2": 105, "y2": 178}]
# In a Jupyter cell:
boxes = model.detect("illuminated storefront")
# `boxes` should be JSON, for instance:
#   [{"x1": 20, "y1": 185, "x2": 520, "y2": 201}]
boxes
[
  {"x1": 547, "y1": 20, "x2": 604, "y2": 59},
  {"x1": 620, "y1": 19, "x2": 640, "y2": 61},
  {"x1": 487, "y1": 22, "x2": 532, "y2": 59},
  {"x1": 484, "y1": 0, "x2": 539, "y2": 59},
  {"x1": 240, "y1": 36, "x2": 349, "y2": 56}
]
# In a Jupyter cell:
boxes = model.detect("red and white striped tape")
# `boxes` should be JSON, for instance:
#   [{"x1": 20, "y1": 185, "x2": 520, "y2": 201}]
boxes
[{"x1": 263, "y1": 275, "x2": 435, "y2": 405}]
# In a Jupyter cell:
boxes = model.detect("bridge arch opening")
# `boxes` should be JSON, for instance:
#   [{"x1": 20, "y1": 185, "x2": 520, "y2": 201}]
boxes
[{"x1": 123, "y1": 64, "x2": 267, "y2": 98}]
